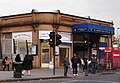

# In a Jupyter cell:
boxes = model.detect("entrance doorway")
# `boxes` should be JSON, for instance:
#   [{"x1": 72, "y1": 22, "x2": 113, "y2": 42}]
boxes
[
  {"x1": 59, "y1": 48, "x2": 69, "y2": 66},
  {"x1": 41, "y1": 41, "x2": 50, "y2": 67},
  {"x1": 73, "y1": 33, "x2": 100, "y2": 59}
]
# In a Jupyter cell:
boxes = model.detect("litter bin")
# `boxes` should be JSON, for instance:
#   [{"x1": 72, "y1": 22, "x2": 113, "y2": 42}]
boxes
[{"x1": 13, "y1": 62, "x2": 22, "y2": 78}]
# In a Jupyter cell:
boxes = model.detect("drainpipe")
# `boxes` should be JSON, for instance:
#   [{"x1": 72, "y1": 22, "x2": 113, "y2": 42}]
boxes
[
  {"x1": 0, "y1": 31, "x2": 2, "y2": 59},
  {"x1": 0, "y1": 18, "x2": 2, "y2": 59}
]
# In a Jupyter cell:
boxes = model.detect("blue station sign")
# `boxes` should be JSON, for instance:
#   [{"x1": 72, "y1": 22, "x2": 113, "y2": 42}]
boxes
[{"x1": 72, "y1": 23, "x2": 114, "y2": 35}]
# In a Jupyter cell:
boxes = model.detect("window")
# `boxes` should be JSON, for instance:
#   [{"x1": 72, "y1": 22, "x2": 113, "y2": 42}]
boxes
[
  {"x1": 100, "y1": 37, "x2": 106, "y2": 42},
  {"x1": 41, "y1": 42, "x2": 50, "y2": 63},
  {"x1": 1, "y1": 33, "x2": 12, "y2": 59}
]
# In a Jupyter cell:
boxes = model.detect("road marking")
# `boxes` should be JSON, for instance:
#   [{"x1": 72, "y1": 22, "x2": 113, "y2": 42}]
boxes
[{"x1": 61, "y1": 80, "x2": 119, "y2": 83}]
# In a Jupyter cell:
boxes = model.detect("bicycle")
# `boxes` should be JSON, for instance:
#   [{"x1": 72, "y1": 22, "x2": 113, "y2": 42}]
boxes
[{"x1": 96, "y1": 64, "x2": 105, "y2": 73}]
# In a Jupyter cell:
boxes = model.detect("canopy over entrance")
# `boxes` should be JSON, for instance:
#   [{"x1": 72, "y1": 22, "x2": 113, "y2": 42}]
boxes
[{"x1": 72, "y1": 23, "x2": 114, "y2": 35}]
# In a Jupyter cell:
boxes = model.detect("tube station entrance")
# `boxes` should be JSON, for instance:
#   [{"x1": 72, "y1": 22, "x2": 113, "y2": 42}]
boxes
[{"x1": 72, "y1": 23, "x2": 114, "y2": 60}]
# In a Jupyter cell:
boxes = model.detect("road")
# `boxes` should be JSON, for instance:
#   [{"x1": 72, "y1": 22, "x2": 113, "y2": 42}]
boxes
[{"x1": 4, "y1": 72, "x2": 120, "y2": 83}]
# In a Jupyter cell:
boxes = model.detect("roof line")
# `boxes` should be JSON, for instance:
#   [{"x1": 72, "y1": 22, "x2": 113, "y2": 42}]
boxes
[{"x1": 0, "y1": 12, "x2": 113, "y2": 24}]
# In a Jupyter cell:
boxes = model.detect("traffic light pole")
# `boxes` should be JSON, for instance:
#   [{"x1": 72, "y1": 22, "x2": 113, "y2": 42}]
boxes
[
  {"x1": 52, "y1": 11, "x2": 60, "y2": 75},
  {"x1": 52, "y1": 30, "x2": 61, "y2": 75},
  {"x1": 53, "y1": 44, "x2": 55, "y2": 75},
  {"x1": 53, "y1": 30, "x2": 57, "y2": 75}
]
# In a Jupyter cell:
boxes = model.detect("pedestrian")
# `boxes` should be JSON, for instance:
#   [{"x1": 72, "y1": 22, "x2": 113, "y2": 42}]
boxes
[
  {"x1": 91, "y1": 54, "x2": 97, "y2": 74},
  {"x1": 82, "y1": 57, "x2": 90, "y2": 76},
  {"x1": 71, "y1": 53, "x2": 79, "y2": 76},
  {"x1": 77, "y1": 54, "x2": 81, "y2": 72},
  {"x1": 13, "y1": 54, "x2": 23, "y2": 78},
  {"x1": 22, "y1": 55, "x2": 33, "y2": 76},
  {"x1": 63, "y1": 55, "x2": 70, "y2": 77},
  {"x1": 2, "y1": 57, "x2": 11, "y2": 71},
  {"x1": 15, "y1": 54, "x2": 22, "y2": 62},
  {"x1": 13, "y1": 54, "x2": 22, "y2": 70}
]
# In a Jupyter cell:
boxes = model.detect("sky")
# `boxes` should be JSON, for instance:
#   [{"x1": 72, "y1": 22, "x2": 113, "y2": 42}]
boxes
[{"x1": 0, "y1": 0, "x2": 120, "y2": 37}]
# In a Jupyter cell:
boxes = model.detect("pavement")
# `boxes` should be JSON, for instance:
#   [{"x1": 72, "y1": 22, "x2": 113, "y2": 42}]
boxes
[{"x1": 0, "y1": 67, "x2": 119, "y2": 82}]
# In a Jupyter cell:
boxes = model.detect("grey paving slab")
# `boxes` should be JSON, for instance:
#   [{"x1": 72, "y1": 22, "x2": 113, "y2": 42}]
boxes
[{"x1": 0, "y1": 68, "x2": 119, "y2": 82}]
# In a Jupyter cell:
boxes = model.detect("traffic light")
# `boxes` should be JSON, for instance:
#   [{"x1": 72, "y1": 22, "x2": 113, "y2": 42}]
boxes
[
  {"x1": 84, "y1": 40, "x2": 88, "y2": 48},
  {"x1": 49, "y1": 32, "x2": 55, "y2": 47},
  {"x1": 56, "y1": 34, "x2": 62, "y2": 46}
]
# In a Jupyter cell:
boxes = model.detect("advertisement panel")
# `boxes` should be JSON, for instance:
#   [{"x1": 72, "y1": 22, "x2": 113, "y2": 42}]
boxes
[
  {"x1": 104, "y1": 47, "x2": 112, "y2": 52},
  {"x1": 104, "y1": 47, "x2": 120, "y2": 68}
]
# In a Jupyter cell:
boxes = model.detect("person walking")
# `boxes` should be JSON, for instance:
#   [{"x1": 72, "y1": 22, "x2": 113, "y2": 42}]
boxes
[
  {"x1": 82, "y1": 57, "x2": 89, "y2": 76},
  {"x1": 91, "y1": 54, "x2": 97, "y2": 74},
  {"x1": 22, "y1": 55, "x2": 33, "y2": 76},
  {"x1": 2, "y1": 57, "x2": 11, "y2": 71},
  {"x1": 71, "y1": 53, "x2": 79, "y2": 76},
  {"x1": 77, "y1": 54, "x2": 81, "y2": 72},
  {"x1": 63, "y1": 55, "x2": 70, "y2": 77}
]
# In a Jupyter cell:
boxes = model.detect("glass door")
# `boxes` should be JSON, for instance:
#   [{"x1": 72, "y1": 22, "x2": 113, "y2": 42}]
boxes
[
  {"x1": 60, "y1": 48, "x2": 69, "y2": 66},
  {"x1": 41, "y1": 41, "x2": 50, "y2": 67}
]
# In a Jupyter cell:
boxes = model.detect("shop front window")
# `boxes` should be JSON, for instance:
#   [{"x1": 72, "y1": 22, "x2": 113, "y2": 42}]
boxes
[
  {"x1": 18, "y1": 41, "x2": 27, "y2": 54},
  {"x1": 42, "y1": 49, "x2": 49, "y2": 63},
  {"x1": 41, "y1": 42, "x2": 50, "y2": 63},
  {"x1": 14, "y1": 40, "x2": 32, "y2": 55},
  {"x1": 100, "y1": 36, "x2": 106, "y2": 42},
  {"x1": 1, "y1": 33, "x2": 12, "y2": 59}
]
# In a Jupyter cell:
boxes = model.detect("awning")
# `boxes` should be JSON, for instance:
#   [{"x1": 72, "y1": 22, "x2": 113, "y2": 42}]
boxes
[{"x1": 72, "y1": 23, "x2": 114, "y2": 35}]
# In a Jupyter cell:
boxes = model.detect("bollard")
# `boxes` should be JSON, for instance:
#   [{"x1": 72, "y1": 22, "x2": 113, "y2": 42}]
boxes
[{"x1": 13, "y1": 62, "x2": 22, "y2": 78}]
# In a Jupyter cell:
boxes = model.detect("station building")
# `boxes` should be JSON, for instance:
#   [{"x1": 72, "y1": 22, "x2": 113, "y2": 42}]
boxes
[{"x1": 0, "y1": 11, "x2": 114, "y2": 68}]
